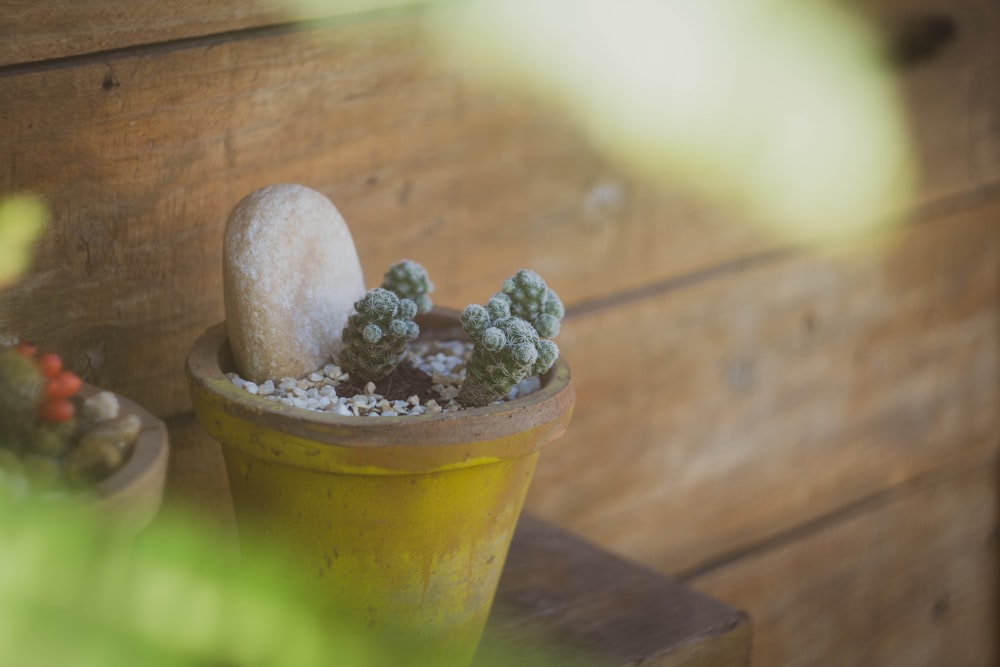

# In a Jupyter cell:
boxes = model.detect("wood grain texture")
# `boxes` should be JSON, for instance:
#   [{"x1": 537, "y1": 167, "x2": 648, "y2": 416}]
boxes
[
  {"x1": 527, "y1": 196, "x2": 1000, "y2": 574},
  {"x1": 0, "y1": 10, "x2": 767, "y2": 416},
  {"x1": 162, "y1": 416, "x2": 235, "y2": 520},
  {"x1": 863, "y1": 0, "x2": 1000, "y2": 198},
  {"x1": 2, "y1": 0, "x2": 998, "y2": 417},
  {"x1": 690, "y1": 449, "x2": 999, "y2": 667},
  {"x1": 0, "y1": 0, "x2": 426, "y2": 67},
  {"x1": 2, "y1": 1, "x2": 996, "y2": 662},
  {"x1": 2, "y1": 0, "x2": 998, "y2": 418},
  {"x1": 481, "y1": 515, "x2": 750, "y2": 667}
]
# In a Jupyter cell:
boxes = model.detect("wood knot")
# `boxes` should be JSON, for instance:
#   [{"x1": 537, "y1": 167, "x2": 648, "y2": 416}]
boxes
[{"x1": 887, "y1": 14, "x2": 957, "y2": 69}]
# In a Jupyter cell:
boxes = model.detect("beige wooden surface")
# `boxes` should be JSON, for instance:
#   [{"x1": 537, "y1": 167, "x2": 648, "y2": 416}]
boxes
[
  {"x1": 692, "y1": 449, "x2": 999, "y2": 667},
  {"x1": 0, "y1": 9, "x2": 768, "y2": 416},
  {"x1": 3, "y1": 1, "x2": 999, "y2": 664},
  {"x1": 1, "y1": 2, "x2": 997, "y2": 417},
  {"x1": 485, "y1": 515, "x2": 751, "y2": 667},
  {"x1": 867, "y1": 0, "x2": 1000, "y2": 198},
  {"x1": 0, "y1": 0, "x2": 427, "y2": 67},
  {"x1": 532, "y1": 196, "x2": 999, "y2": 572}
]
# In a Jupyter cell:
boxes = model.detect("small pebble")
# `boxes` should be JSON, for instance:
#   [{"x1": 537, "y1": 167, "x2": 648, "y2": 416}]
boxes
[
  {"x1": 223, "y1": 339, "x2": 543, "y2": 417},
  {"x1": 65, "y1": 439, "x2": 123, "y2": 485},
  {"x1": 78, "y1": 414, "x2": 142, "y2": 458},
  {"x1": 81, "y1": 391, "x2": 120, "y2": 423}
]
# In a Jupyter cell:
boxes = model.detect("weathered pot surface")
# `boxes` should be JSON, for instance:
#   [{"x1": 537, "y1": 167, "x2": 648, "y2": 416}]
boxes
[
  {"x1": 185, "y1": 308, "x2": 574, "y2": 667},
  {"x1": 185, "y1": 308, "x2": 575, "y2": 473}
]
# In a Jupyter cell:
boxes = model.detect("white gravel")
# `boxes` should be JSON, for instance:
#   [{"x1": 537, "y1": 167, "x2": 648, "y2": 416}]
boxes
[{"x1": 226, "y1": 339, "x2": 542, "y2": 417}]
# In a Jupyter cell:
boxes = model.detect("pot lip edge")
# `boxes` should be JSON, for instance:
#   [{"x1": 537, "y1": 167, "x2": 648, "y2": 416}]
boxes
[
  {"x1": 185, "y1": 317, "x2": 575, "y2": 446},
  {"x1": 37, "y1": 383, "x2": 170, "y2": 519}
]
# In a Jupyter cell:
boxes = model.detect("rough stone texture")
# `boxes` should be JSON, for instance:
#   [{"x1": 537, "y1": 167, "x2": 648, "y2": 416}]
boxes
[{"x1": 223, "y1": 184, "x2": 365, "y2": 383}]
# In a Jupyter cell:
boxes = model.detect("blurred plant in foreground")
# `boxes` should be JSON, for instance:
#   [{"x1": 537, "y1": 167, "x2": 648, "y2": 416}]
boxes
[
  {"x1": 290, "y1": 0, "x2": 915, "y2": 242},
  {"x1": 0, "y1": 495, "x2": 584, "y2": 666},
  {"x1": 0, "y1": 194, "x2": 46, "y2": 288},
  {"x1": 0, "y1": 500, "x2": 386, "y2": 667},
  {"x1": 426, "y1": 0, "x2": 915, "y2": 242}
]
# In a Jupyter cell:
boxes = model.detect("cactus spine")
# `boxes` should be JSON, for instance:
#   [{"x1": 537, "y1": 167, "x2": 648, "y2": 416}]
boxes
[
  {"x1": 339, "y1": 260, "x2": 433, "y2": 382},
  {"x1": 381, "y1": 259, "x2": 434, "y2": 314},
  {"x1": 457, "y1": 270, "x2": 563, "y2": 407}
]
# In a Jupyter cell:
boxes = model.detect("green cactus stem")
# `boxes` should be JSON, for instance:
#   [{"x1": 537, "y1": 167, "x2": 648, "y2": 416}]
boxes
[
  {"x1": 0, "y1": 348, "x2": 46, "y2": 452},
  {"x1": 457, "y1": 271, "x2": 563, "y2": 407},
  {"x1": 498, "y1": 269, "x2": 565, "y2": 339},
  {"x1": 382, "y1": 259, "x2": 433, "y2": 314},
  {"x1": 340, "y1": 288, "x2": 420, "y2": 382}
]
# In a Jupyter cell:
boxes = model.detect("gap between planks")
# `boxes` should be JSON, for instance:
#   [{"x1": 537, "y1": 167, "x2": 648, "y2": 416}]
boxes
[
  {"x1": 565, "y1": 178, "x2": 1000, "y2": 322},
  {"x1": 675, "y1": 444, "x2": 999, "y2": 584},
  {"x1": 0, "y1": 1, "x2": 435, "y2": 79}
]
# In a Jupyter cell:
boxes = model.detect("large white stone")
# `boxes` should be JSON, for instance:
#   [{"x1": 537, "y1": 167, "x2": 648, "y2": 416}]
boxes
[{"x1": 223, "y1": 184, "x2": 365, "y2": 383}]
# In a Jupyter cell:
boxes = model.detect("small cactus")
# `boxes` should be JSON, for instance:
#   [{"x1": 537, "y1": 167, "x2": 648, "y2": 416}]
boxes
[
  {"x1": 0, "y1": 344, "x2": 137, "y2": 496},
  {"x1": 335, "y1": 262, "x2": 562, "y2": 407},
  {"x1": 0, "y1": 349, "x2": 46, "y2": 445},
  {"x1": 499, "y1": 269, "x2": 565, "y2": 339},
  {"x1": 457, "y1": 271, "x2": 563, "y2": 407},
  {"x1": 338, "y1": 260, "x2": 433, "y2": 384},
  {"x1": 382, "y1": 260, "x2": 433, "y2": 314},
  {"x1": 340, "y1": 288, "x2": 420, "y2": 382}
]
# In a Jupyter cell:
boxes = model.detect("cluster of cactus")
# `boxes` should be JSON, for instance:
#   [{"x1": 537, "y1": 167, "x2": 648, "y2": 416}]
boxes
[
  {"x1": 0, "y1": 343, "x2": 81, "y2": 455},
  {"x1": 339, "y1": 261, "x2": 563, "y2": 409},
  {"x1": 0, "y1": 343, "x2": 138, "y2": 498},
  {"x1": 457, "y1": 270, "x2": 563, "y2": 407},
  {"x1": 339, "y1": 260, "x2": 434, "y2": 381}
]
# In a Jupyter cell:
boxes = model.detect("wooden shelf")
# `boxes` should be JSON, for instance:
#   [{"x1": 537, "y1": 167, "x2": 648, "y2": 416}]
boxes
[{"x1": 484, "y1": 515, "x2": 751, "y2": 667}]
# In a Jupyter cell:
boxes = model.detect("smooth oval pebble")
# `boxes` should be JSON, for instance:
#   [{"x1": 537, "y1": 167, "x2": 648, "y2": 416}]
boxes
[
  {"x1": 27, "y1": 424, "x2": 74, "y2": 458},
  {"x1": 77, "y1": 414, "x2": 142, "y2": 458},
  {"x1": 65, "y1": 439, "x2": 123, "y2": 485},
  {"x1": 224, "y1": 184, "x2": 366, "y2": 383}
]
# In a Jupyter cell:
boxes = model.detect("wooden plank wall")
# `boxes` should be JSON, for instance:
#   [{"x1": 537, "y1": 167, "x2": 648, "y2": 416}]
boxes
[{"x1": 2, "y1": 2, "x2": 998, "y2": 665}]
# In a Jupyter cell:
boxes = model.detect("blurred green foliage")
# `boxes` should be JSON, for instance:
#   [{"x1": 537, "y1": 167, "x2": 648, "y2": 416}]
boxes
[
  {"x1": 0, "y1": 496, "x2": 588, "y2": 666},
  {"x1": 0, "y1": 194, "x2": 46, "y2": 288},
  {"x1": 426, "y1": 0, "x2": 915, "y2": 242},
  {"x1": 0, "y1": 500, "x2": 387, "y2": 666},
  {"x1": 293, "y1": 0, "x2": 915, "y2": 241}
]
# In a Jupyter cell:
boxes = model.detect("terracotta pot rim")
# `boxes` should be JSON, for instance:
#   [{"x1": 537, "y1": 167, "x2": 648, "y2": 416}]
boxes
[
  {"x1": 75, "y1": 383, "x2": 169, "y2": 526},
  {"x1": 185, "y1": 310, "x2": 575, "y2": 450}
]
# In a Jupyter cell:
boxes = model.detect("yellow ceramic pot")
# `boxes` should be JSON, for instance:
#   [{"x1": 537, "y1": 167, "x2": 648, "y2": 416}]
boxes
[{"x1": 185, "y1": 311, "x2": 574, "y2": 666}]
